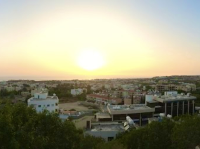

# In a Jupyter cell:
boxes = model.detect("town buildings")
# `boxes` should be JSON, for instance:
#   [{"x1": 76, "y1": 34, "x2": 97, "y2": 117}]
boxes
[
  {"x1": 85, "y1": 90, "x2": 197, "y2": 140},
  {"x1": 85, "y1": 122, "x2": 125, "y2": 141},
  {"x1": 107, "y1": 104, "x2": 155, "y2": 126},
  {"x1": 146, "y1": 91, "x2": 196, "y2": 117},
  {"x1": 27, "y1": 91, "x2": 59, "y2": 113},
  {"x1": 71, "y1": 88, "x2": 86, "y2": 96},
  {"x1": 86, "y1": 93, "x2": 122, "y2": 105},
  {"x1": 155, "y1": 83, "x2": 196, "y2": 92}
]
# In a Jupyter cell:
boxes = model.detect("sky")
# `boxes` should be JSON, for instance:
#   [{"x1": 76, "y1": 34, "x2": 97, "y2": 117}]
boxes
[{"x1": 0, "y1": 0, "x2": 200, "y2": 80}]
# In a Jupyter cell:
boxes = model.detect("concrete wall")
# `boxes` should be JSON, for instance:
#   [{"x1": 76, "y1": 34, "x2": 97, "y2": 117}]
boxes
[
  {"x1": 28, "y1": 98, "x2": 59, "y2": 113},
  {"x1": 71, "y1": 89, "x2": 83, "y2": 96},
  {"x1": 85, "y1": 131, "x2": 120, "y2": 141},
  {"x1": 34, "y1": 92, "x2": 48, "y2": 99}
]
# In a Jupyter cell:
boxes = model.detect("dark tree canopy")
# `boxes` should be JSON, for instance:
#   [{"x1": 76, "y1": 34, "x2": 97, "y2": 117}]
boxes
[
  {"x1": 0, "y1": 103, "x2": 200, "y2": 149},
  {"x1": 0, "y1": 103, "x2": 81, "y2": 149}
]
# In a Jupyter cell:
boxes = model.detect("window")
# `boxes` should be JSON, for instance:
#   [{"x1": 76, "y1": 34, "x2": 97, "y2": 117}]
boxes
[
  {"x1": 55, "y1": 109, "x2": 58, "y2": 112},
  {"x1": 55, "y1": 103, "x2": 58, "y2": 106},
  {"x1": 108, "y1": 137, "x2": 114, "y2": 141},
  {"x1": 51, "y1": 104, "x2": 54, "y2": 106},
  {"x1": 47, "y1": 104, "x2": 50, "y2": 107},
  {"x1": 38, "y1": 105, "x2": 41, "y2": 107}
]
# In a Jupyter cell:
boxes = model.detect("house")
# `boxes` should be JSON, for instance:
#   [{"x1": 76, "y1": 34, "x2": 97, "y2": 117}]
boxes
[
  {"x1": 71, "y1": 88, "x2": 85, "y2": 96},
  {"x1": 86, "y1": 94, "x2": 122, "y2": 105},
  {"x1": 27, "y1": 91, "x2": 59, "y2": 113}
]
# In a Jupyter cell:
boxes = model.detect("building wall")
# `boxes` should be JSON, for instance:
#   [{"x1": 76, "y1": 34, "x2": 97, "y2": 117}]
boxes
[
  {"x1": 85, "y1": 131, "x2": 120, "y2": 141},
  {"x1": 148, "y1": 100, "x2": 195, "y2": 117},
  {"x1": 156, "y1": 84, "x2": 196, "y2": 92},
  {"x1": 71, "y1": 89, "x2": 83, "y2": 96},
  {"x1": 34, "y1": 92, "x2": 48, "y2": 99},
  {"x1": 28, "y1": 99, "x2": 59, "y2": 113},
  {"x1": 5, "y1": 86, "x2": 15, "y2": 92},
  {"x1": 124, "y1": 98, "x2": 132, "y2": 105},
  {"x1": 165, "y1": 100, "x2": 195, "y2": 117}
]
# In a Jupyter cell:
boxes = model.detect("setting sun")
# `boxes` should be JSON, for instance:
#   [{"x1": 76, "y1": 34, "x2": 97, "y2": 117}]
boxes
[{"x1": 77, "y1": 49, "x2": 105, "y2": 71}]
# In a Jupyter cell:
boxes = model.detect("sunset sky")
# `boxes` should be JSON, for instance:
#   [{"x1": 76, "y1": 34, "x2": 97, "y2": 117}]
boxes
[{"x1": 0, "y1": 0, "x2": 200, "y2": 80}]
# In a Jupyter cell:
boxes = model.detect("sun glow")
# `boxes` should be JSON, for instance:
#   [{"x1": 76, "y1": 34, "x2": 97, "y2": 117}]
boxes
[{"x1": 77, "y1": 49, "x2": 105, "y2": 71}]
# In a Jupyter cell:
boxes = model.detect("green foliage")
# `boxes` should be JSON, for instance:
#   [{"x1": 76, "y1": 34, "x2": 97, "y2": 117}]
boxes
[
  {"x1": 118, "y1": 117, "x2": 200, "y2": 149},
  {"x1": 0, "y1": 89, "x2": 20, "y2": 98},
  {"x1": 0, "y1": 103, "x2": 81, "y2": 149},
  {"x1": 87, "y1": 85, "x2": 92, "y2": 94},
  {"x1": 191, "y1": 90, "x2": 200, "y2": 106},
  {"x1": 96, "y1": 140, "x2": 126, "y2": 149},
  {"x1": 1, "y1": 103, "x2": 200, "y2": 149},
  {"x1": 68, "y1": 116, "x2": 74, "y2": 121},
  {"x1": 23, "y1": 84, "x2": 30, "y2": 87},
  {"x1": 145, "y1": 85, "x2": 152, "y2": 91},
  {"x1": 146, "y1": 119, "x2": 174, "y2": 149},
  {"x1": 76, "y1": 92, "x2": 86, "y2": 101},
  {"x1": 172, "y1": 115, "x2": 200, "y2": 149},
  {"x1": 80, "y1": 135, "x2": 105, "y2": 149},
  {"x1": 48, "y1": 84, "x2": 73, "y2": 99},
  {"x1": 119, "y1": 127, "x2": 148, "y2": 149},
  {"x1": 49, "y1": 84, "x2": 87, "y2": 101}
]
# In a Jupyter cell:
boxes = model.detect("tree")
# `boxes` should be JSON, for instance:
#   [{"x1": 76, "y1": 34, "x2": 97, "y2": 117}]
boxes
[
  {"x1": 87, "y1": 85, "x2": 92, "y2": 94},
  {"x1": 0, "y1": 103, "x2": 81, "y2": 149},
  {"x1": 172, "y1": 115, "x2": 200, "y2": 149},
  {"x1": 80, "y1": 135, "x2": 105, "y2": 149},
  {"x1": 77, "y1": 92, "x2": 86, "y2": 101},
  {"x1": 118, "y1": 118, "x2": 175, "y2": 149},
  {"x1": 1, "y1": 103, "x2": 200, "y2": 149},
  {"x1": 96, "y1": 140, "x2": 126, "y2": 149},
  {"x1": 146, "y1": 118, "x2": 174, "y2": 149}
]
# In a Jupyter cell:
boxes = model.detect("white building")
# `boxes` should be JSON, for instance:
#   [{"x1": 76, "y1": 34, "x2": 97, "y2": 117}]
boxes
[
  {"x1": 15, "y1": 86, "x2": 22, "y2": 91},
  {"x1": 71, "y1": 89, "x2": 84, "y2": 96},
  {"x1": 104, "y1": 84, "x2": 111, "y2": 89},
  {"x1": 27, "y1": 92, "x2": 59, "y2": 113},
  {"x1": 85, "y1": 122, "x2": 125, "y2": 141},
  {"x1": 5, "y1": 86, "x2": 15, "y2": 92},
  {"x1": 0, "y1": 81, "x2": 7, "y2": 85}
]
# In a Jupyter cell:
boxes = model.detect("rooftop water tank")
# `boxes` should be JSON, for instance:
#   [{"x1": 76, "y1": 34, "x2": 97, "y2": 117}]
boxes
[
  {"x1": 159, "y1": 113, "x2": 165, "y2": 117},
  {"x1": 167, "y1": 114, "x2": 172, "y2": 119},
  {"x1": 126, "y1": 116, "x2": 134, "y2": 125}
]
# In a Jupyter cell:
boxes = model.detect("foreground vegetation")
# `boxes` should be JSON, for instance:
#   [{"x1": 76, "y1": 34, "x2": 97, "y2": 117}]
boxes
[
  {"x1": 48, "y1": 84, "x2": 90, "y2": 102},
  {"x1": 0, "y1": 103, "x2": 200, "y2": 149}
]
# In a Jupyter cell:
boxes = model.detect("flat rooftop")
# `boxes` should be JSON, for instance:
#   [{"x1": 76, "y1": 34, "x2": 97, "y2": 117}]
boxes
[
  {"x1": 96, "y1": 112, "x2": 111, "y2": 119},
  {"x1": 91, "y1": 123, "x2": 124, "y2": 131},
  {"x1": 28, "y1": 96, "x2": 58, "y2": 102},
  {"x1": 154, "y1": 95, "x2": 196, "y2": 103},
  {"x1": 107, "y1": 104, "x2": 155, "y2": 115}
]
